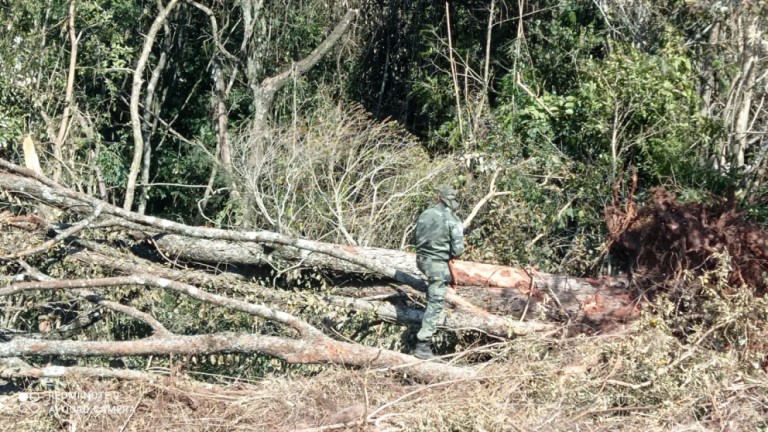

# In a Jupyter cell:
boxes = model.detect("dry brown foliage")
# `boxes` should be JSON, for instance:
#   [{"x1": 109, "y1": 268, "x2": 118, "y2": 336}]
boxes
[
  {"x1": 234, "y1": 103, "x2": 459, "y2": 249},
  {"x1": 606, "y1": 183, "x2": 768, "y2": 369},
  {"x1": 608, "y1": 187, "x2": 768, "y2": 294}
]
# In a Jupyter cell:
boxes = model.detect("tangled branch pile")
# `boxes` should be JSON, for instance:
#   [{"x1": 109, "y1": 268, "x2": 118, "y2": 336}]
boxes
[
  {"x1": 608, "y1": 188, "x2": 768, "y2": 294},
  {"x1": 607, "y1": 185, "x2": 768, "y2": 365}
]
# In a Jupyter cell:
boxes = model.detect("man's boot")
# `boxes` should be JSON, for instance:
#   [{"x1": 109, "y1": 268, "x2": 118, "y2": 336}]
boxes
[{"x1": 413, "y1": 342, "x2": 434, "y2": 360}]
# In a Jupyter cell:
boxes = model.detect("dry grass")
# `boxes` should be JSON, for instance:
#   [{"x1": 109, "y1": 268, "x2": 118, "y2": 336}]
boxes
[{"x1": 2, "y1": 319, "x2": 766, "y2": 432}]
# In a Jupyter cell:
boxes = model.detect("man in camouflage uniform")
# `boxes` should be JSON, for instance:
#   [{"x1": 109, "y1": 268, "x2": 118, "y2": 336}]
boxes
[{"x1": 412, "y1": 185, "x2": 465, "y2": 359}]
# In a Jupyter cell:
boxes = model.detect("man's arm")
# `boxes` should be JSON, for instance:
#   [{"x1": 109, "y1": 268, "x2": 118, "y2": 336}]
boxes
[{"x1": 448, "y1": 216, "x2": 465, "y2": 258}]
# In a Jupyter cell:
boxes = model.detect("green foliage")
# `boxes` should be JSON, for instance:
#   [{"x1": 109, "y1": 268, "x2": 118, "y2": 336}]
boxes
[{"x1": 573, "y1": 44, "x2": 702, "y2": 181}]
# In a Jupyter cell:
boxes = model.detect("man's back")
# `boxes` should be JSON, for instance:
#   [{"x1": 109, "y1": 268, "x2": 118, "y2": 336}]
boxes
[{"x1": 414, "y1": 203, "x2": 464, "y2": 260}]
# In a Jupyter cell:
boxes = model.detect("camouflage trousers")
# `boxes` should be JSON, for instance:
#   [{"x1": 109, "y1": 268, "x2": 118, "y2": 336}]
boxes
[{"x1": 415, "y1": 256, "x2": 451, "y2": 342}]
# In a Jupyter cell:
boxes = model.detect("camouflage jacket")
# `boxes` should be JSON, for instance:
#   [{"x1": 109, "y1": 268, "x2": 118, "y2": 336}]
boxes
[{"x1": 413, "y1": 202, "x2": 465, "y2": 261}]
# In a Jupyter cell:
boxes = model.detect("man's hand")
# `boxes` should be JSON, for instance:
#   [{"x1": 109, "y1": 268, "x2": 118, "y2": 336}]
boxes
[{"x1": 448, "y1": 259, "x2": 459, "y2": 292}]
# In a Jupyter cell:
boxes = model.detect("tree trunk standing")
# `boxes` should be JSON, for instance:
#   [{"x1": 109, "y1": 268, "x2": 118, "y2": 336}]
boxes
[
  {"x1": 729, "y1": 13, "x2": 760, "y2": 169},
  {"x1": 699, "y1": 22, "x2": 719, "y2": 120},
  {"x1": 124, "y1": 0, "x2": 180, "y2": 212},
  {"x1": 182, "y1": 0, "x2": 242, "y2": 223},
  {"x1": 138, "y1": 20, "x2": 175, "y2": 215},
  {"x1": 240, "y1": 92, "x2": 272, "y2": 228},
  {"x1": 52, "y1": 0, "x2": 79, "y2": 184},
  {"x1": 214, "y1": 60, "x2": 233, "y2": 178},
  {"x1": 206, "y1": 59, "x2": 240, "y2": 220},
  {"x1": 239, "y1": 9, "x2": 359, "y2": 227}
]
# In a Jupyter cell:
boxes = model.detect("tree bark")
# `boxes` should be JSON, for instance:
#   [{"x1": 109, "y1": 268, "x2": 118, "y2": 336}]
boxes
[
  {"x1": 67, "y1": 248, "x2": 554, "y2": 337},
  {"x1": 124, "y1": 0, "x2": 180, "y2": 211},
  {"x1": 51, "y1": 0, "x2": 79, "y2": 184},
  {"x1": 0, "y1": 333, "x2": 472, "y2": 382},
  {"x1": 730, "y1": 13, "x2": 760, "y2": 168},
  {"x1": 138, "y1": 17, "x2": 174, "y2": 215},
  {"x1": 151, "y1": 234, "x2": 638, "y2": 325}
]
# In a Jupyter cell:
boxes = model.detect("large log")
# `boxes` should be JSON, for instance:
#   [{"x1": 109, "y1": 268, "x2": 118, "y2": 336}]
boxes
[
  {"x1": 151, "y1": 234, "x2": 638, "y2": 325},
  {"x1": 0, "y1": 161, "x2": 638, "y2": 327},
  {"x1": 68, "y1": 248, "x2": 555, "y2": 337}
]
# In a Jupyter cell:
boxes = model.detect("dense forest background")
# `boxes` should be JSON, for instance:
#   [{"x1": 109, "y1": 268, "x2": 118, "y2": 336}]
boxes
[{"x1": 0, "y1": 1, "x2": 767, "y2": 430}]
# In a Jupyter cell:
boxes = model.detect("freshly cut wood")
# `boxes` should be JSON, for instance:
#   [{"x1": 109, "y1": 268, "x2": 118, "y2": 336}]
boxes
[
  {"x1": 151, "y1": 235, "x2": 638, "y2": 325},
  {"x1": 68, "y1": 248, "x2": 555, "y2": 337}
]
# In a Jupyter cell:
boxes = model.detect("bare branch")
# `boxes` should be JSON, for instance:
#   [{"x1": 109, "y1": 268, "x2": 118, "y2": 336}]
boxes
[
  {"x1": 516, "y1": 73, "x2": 554, "y2": 116},
  {"x1": 0, "y1": 203, "x2": 103, "y2": 260},
  {"x1": 0, "y1": 159, "x2": 430, "y2": 293},
  {"x1": 78, "y1": 288, "x2": 172, "y2": 337},
  {"x1": 462, "y1": 169, "x2": 513, "y2": 229},
  {"x1": 1, "y1": 363, "x2": 165, "y2": 381},
  {"x1": 124, "y1": 0, "x2": 180, "y2": 211},
  {"x1": 183, "y1": 0, "x2": 239, "y2": 61},
  {"x1": 0, "y1": 333, "x2": 473, "y2": 382},
  {"x1": 0, "y1": 275, "x2": 323, "y2": 339},
  {"x1": 260, "y1": 9, "x2": 358, "y2": 97}
]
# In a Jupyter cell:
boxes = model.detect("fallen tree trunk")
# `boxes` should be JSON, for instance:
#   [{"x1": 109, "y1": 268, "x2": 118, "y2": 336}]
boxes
[
  {"x1": 69, "y1": 248, "x2": 555, "y2": 337},
  {"x1": 0, "y1": 333, "x2": 472, "y2": 382},
  {"x1": 0, "y1": 159, "x2": 638, "y2": 327},
  {"x1": 148, "y1": 232, "x2": 637, "y2": 325}
]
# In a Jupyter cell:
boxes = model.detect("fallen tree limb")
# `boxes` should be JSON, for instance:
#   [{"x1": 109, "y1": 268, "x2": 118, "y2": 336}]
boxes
[
  {"x1": 77, "y1": 288, "x2": 172, "y2": 337},
  {"x1": 0, "y1": 333, "x2": 473, "y2": 382},
  {"x1": 323, "y1": 295, "x2": 555, "y2": 337},
  {"x1": 0, "y1": 362, "x2": 164, "y2": 381},
  {"x1": 0, "y1": 275, "x2": 323, "y2": 339},
  {"x1": 0, "y1": 203, "x2": 102, "y2": 260},
  {"x1": 0, "y1": 269, "x2": 475, "y2": 381},
  {"x1": 0, "y1": 162, "x2": 484, "y2": 315},
  {"x1": 68, "y1": 248, "x2": 555, "y2": 337},
  {"x1": 16, "y1": 261, "x2": 172, "y2": 338}
]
